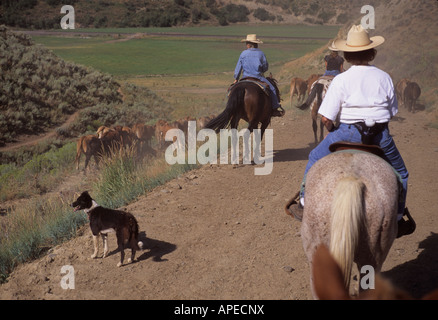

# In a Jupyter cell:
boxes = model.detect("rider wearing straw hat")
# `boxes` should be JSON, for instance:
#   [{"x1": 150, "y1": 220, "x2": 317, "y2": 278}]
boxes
[
  {"x1": 287, "y1": 25, "x2": 415, "y2": 238},
  {"x1": 233, "y1": 34, "x2": 284, "y2": 117}
]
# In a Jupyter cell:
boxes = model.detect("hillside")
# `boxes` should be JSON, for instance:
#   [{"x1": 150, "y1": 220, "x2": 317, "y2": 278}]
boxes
[
  {"x1": 0, "y1": 26, "x2": 173, "y2": 147},
  {"x1": 279, "y1": 0, "x2": 438, "y2": 121},
  {"x1": 1, "y1": 0, "x2": 373, "y2": 29}
]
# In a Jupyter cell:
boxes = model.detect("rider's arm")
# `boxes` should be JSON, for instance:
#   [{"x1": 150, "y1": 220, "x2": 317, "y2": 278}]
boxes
[
  {"x1": 234, "y1": 52, "x2": 244, "y2": 81},
  {"x1": 322, "y1": 116, "x2": 335, "y2": 132}
]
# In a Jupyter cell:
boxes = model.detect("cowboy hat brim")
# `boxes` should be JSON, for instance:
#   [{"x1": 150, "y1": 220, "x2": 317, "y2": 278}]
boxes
[
  {"x1": 334, "y1": 35, "x2": 385, "y2": 52},
  {"x1": 328, "y1": 41, "x2": 339, "y2": 51},
  {"x1": 241, "y1": 38, "x2": 263, "y2": 44}
]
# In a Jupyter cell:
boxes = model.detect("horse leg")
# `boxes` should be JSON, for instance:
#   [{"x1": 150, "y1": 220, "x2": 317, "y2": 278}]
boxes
[
  {"x1": 75, "y1": 152, "x2": 81, "y2": 171},
  {"x1": 319, "y1": 118, "x2": 324, "y2": 142},
  {"x1": 84, "y1": 154, "x2": 91, "y2": 174},
  {"x1": 312, "y1": 119, "x2": 318, "y2": 144}
]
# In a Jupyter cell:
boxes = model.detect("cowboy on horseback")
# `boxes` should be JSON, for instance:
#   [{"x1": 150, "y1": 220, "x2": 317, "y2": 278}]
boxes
[
  {"x1": 233, "y1": 34, "x2": 284, "y2": 117},
  {"x1": 286, "y1": 25, "x2": 415, "y2": 238}
]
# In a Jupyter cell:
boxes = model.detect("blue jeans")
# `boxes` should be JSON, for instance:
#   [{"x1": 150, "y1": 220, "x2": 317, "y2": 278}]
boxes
[
  {"x1": 323, "y1": 70, "x2": 341, "y2": 77},
  {"x1": 258, "y1": 76, "x2": 280, "y2": 109},
  {"x1": 301, "y1": 123, "x2": 408, "y2": 214}
]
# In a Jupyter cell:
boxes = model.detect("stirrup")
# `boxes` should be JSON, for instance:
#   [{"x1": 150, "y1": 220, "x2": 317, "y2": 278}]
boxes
[
  {"x1": 272, "y1": 106, "x2": 285, "y2": 117},
  {"x1": 285, "y1": 191, "x2": 303, "y2": 221}
]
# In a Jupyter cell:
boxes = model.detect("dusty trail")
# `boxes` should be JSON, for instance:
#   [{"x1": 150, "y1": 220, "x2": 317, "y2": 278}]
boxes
[
  {"x1": 1, "y1": 107, "x2": 438, "y2": 300},
  {"x1": 0, "y1": 111, "x2": 79, "y2": 152}
]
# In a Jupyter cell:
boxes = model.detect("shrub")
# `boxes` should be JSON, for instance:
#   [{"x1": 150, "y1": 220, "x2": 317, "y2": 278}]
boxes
[
  {"x1": 253, "y1": 8, "x2": 276, "y2": 22},
  {"x1": 217, "y1": 4, "x2": 249, "y2": 24},
  {"x1": 0, "y1": 26, "x2": 121, "y2": 144}
]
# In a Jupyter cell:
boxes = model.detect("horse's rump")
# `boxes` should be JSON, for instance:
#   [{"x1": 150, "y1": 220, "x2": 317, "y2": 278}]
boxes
[
  {"x1": 301, "y1": 151, "x2": 399, "y2": 297},
  {"x1": 206, "y1": 80, "x2": 272, "y2": 132}
]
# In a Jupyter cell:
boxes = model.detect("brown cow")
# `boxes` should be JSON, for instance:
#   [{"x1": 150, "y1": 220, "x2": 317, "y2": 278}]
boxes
[
  {"x1": 403, "y1": 81, "x2": 421, "y2": 113},
  {"x1": 306, "y1": 74, "x2": 322, "y2": 95},
  {"x1": 290, "y1": 77, "x2": 308, "y2": 105},
  {"x1": 131, "y1": 123, "x2": 156, "y2": 156},
  {"x1": 97, "y1": 125, "x2": 133, "y2": 151},
  {"x1": 75, "y1": 134, "x2": 102, "y2": 172},
  {"x1": 395, "y1": 78, "x2": 410, "y2": 107},
  {"x1": 96, "y1": 126, "x2": 114, "y2": 139},
  {"x1": 155, "y1": 120, "x2": 180, "y2": 149},
  {"x1": 132, "y1": 123, "x2": 155, "y2": 146},
  {"x1": 196, "y1": 115, "x2": 213, "y2": 130}
]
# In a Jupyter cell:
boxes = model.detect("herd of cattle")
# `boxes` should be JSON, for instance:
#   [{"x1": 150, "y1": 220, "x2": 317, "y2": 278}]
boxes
[
  {"x1": 75, "y1": 73, "x2": 421, "y2": 173},
  {"x1": 74, "y1": 115, "x2": 216, "y2": 172},
  {"x1": 290, "y1": 74, "x2": 422, "y2": 112}
]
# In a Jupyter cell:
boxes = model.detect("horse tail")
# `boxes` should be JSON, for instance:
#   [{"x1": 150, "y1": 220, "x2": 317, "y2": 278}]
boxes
[
  {"x1": 205, "y1": 85, "x2": 245, "y2": 133},
  {"x1": 329, "y1": 176, "x2": 365, "y2": 289},
  {"x1": 298, "y1": 83, "x2": 322, "y2": 110}
]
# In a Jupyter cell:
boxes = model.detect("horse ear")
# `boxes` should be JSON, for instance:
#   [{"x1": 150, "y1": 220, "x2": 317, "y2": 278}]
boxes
[{"x1": 312, "y1": 244, "x2": 350, "y2": 300}]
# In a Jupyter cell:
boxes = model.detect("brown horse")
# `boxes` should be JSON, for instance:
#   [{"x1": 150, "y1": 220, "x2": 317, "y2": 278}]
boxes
[
  {"x1": 312, "y1": 244, "x2": 438, "y2": 300},
  {"x1": 205, "y1": 76, "x2": 281, "y2": 140}
]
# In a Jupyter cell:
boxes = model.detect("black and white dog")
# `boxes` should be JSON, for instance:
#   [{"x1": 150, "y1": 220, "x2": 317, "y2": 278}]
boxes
[{"x1": 71, "y1": 191, "x2": 143, "y2": 267}]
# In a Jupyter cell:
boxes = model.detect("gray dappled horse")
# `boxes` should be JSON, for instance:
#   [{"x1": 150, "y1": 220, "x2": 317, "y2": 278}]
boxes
[{"x1": 300, "y1": 150, "x2": 399, "y2": 298}]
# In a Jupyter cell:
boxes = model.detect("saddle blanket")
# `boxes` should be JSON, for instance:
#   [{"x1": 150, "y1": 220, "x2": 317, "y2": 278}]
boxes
[{"x1": 227, "y1": 78, "x2": 270, "y2": 97}]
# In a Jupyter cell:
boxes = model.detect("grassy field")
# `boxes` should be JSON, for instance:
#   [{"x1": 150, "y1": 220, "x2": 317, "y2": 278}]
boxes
[{"x1": 33, "y1": 35, "x2": 332, "y2": 76}]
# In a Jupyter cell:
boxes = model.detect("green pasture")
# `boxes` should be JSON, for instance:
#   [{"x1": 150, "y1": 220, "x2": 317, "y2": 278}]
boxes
[{"x1": 32, "y1": 25, "x2": 337, "y2": 77}]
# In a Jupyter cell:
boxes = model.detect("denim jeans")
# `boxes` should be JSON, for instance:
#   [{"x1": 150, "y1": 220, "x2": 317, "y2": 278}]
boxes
[
  {"x1": 323, "y1": 70, "x2": 341, "y2": 77},
  {"x1": 258, "y1": 76, "x2": 280, "y2": 109},
  {"x1": 301, "y1": 123, "x2": 408, "y2": 214}
]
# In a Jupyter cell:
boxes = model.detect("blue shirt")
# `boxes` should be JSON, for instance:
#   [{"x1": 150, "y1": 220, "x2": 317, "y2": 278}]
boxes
[{"x1": 234, "y1": 48, "x2": 269, "y2": 80}]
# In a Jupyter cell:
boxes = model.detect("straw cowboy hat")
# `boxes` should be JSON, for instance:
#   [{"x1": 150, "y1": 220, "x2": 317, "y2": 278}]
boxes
[
  {"x1": 241, "y1": 34, "x2": 263, "y2": 44},
  {"x1": 328, "y1": 41, "x2": 339, "y2": 52},
  {"x1": 333, "y1": 25, "x2": 385, "y2": 52}
]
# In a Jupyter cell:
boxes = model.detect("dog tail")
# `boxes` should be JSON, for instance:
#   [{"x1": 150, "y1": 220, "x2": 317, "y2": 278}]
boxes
[{"x1": 127, "y1": 215, "x2": 144, "y2": 250}]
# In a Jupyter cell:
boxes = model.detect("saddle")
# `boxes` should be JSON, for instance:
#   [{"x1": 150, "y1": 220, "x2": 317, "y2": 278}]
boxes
[
  {"x1": 228, "y1": 77, "x2": 270, "y2": 97},
  {"x1": 329, "y1": 141, "x2": 386, "y2": 159}
]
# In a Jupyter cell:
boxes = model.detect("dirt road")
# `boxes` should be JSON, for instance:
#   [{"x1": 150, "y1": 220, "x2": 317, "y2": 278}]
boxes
[{"x1": 1, "y1": 106, "x2": 438, "y2": 300}]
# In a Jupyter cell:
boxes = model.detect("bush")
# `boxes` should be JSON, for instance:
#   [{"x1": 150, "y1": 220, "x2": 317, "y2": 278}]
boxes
[
  {"x1": 217, "y1": 4, "x2": 249, "y2": 24},
  {"x1": 253, "y1": 8, "x2": 276, "y2": 22},
  {"x1": 0, "y1": 26, "x2": 121, "y2": 144}
]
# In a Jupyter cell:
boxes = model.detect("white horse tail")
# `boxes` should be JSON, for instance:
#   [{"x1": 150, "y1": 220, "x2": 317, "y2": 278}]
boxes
[{"x1": 329, "y1": 176, "x2": 365, "y2": 289}]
